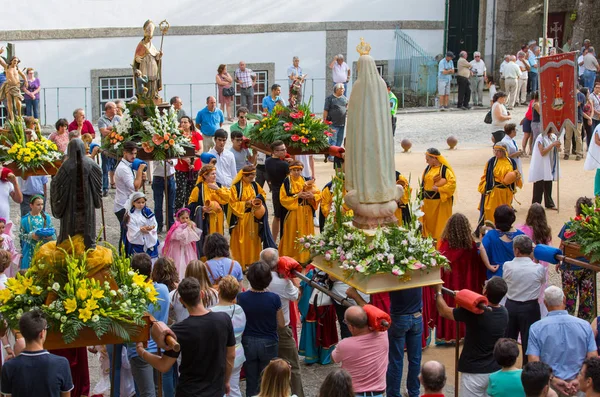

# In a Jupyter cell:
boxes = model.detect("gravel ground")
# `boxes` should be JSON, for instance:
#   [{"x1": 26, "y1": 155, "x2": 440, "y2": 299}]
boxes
[{"x1": 11, "y1": 104, "x2": 564, "y2": 397}]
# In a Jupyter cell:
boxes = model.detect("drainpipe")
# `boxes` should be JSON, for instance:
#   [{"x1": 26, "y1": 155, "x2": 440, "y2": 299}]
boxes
[
  {"x1": 443, "y1": 0, "x2": 450, "y2": 52},
  {"x1": 491, "y1": 0, "x2": 497, "y2": 75}
]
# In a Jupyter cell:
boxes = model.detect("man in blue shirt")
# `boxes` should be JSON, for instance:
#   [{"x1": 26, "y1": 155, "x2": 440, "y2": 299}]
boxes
[
  {"x1": 195, "y1": 96, "x2": 224, "y2": 153},
  {"x1": 527, "y1": 285, "x2": 598, "y2": 394},
  {"x1": 262, "y1": 84, "x2": 285, "y2": 113},
  {"x1": 386, "y1": 287, "x2": 423, "y2": 397},
  {"x1": 438, "y1": 51, "x2": 455, "y2": 111},
  {"x1": 529, "y1": 46, "x2": 540, "y2": 93},
  {"x1": 18, "y1": 175, "x2": 47, "y2": 216}
]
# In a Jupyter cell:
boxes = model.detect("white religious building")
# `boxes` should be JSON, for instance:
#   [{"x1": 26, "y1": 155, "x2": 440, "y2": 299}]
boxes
[{"x1": 0, "y1": 0, "x2": 448, "y2": 126}]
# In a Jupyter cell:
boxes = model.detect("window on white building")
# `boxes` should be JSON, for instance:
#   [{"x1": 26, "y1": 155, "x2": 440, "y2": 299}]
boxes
[
  {"x1": 99, "y1": 76, "x2": 134, "y2": 116},
  {"x1": 234, "y1": 70, "x2": 268, "y2": 114},
  {"x1": 0, "y1": 103, "x2": 6, "y2": 127}
]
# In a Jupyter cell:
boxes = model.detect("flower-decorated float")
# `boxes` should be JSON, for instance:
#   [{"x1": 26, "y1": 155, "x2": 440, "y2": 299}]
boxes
[
  {"x1": 101, "y1": 104, "x2": 195, "y2": 161},
  {"x1": 246, "y1": 101, "x2": 340, "y2": 156},
  {"x1": 304, "y1": 39, "x2": 447, "y2": 293},
  {"x1": 0, "y1": 237, "x2": 154, "y2": 348},
  {"x1": 0, "y1": 116, "x2": 63, "y2": 178}
]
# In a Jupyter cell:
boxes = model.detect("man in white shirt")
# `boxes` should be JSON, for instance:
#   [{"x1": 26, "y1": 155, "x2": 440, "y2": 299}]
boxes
[
  {"x1": 504, "y1": 56, "x2": 522, "y2": 109},
  {"x1": 329, "y1": 54, "x2": 350, "y2": 94},
  {"x1": 469, "y1": 51, "x2": 487, "y2": 107},
  {"x1": 287, "y1": 56, "x2": 304, "y2": 104},
  {"x1": 499, "y1": 54, "x2": 511, "y2": 92},
  {"x1": 114, "y1": 141, "x2": 146, "y2": 225},
  {"x1": 260, "y1": 248, "x2": 305, "y2": 397},
  {"x1": 151, "y1": 159, "x2": 176, "y2": 233},
  {"x1": 503, "y1": 234, "x2": 546, "y2": 365},
  {"x1": 208, "y1": 129, "x2": 237, "y2": 187},
  {"x1": 583, "y1": 47, "x2": 600, "y2": 90},
  {"x1": 578, "y1": 49, "x2": 588, "y2": 87},
  {"x1": 516, "y1": 51, "x2": 530, "y2": 105}
]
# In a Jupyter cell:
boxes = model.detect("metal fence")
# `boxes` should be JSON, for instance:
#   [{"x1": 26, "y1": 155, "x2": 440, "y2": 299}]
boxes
[{"x1": 393, "y1": 29, "x2": 440, "y2": 108}]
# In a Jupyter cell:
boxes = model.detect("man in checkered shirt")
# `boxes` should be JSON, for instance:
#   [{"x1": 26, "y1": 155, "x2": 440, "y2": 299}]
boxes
[{"x1": 235, "y1": 61, "x2": 257, "y2": 110}]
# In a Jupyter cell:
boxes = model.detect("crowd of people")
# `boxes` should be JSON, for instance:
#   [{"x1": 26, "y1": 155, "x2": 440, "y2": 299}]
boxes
[{"x1": 0, "y1": 47, "x2": 600, "y2": 397}]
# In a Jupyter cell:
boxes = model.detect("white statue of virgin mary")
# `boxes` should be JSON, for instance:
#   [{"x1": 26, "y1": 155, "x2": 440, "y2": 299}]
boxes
[{"x1": 344, "y1": 39, "x2": 402, "y2": 228}]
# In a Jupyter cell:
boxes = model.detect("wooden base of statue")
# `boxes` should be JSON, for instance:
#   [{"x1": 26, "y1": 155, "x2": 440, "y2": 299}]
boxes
[
  {"x1": 312, "y1": 255, "x2": 443, "y2": 294},
  {"x1": 4, "y1": 160, "x2": 62, "y2": 179},
  {"x1": 130, "y1": 102, "x2": 171, "y2": 121},
  {"x1": 250, "y1": 141, "x2": 329, "y2": 156},
  {"x1": 103, "y1": 145, "x2": 195, "y2": 161},
  {"x1": 43, "y1": 314, "x2": 151, "y2": 350}
]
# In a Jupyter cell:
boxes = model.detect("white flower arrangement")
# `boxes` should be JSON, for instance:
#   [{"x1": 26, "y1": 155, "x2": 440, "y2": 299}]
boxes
[{"x1": 301, "y1": 173, "x2": 449, "y2": 280}]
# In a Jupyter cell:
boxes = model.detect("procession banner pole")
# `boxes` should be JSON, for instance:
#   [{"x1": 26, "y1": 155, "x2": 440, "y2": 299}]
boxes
[
  {"x1": 164, "y1": 163, "x2": 168, "y2": 231},
  {"x1": 97, "y1": 154, "x2": 107, "y2": 242},
  {"x1": 455, "y1": 321, "x2": 460, "y2": 397}
]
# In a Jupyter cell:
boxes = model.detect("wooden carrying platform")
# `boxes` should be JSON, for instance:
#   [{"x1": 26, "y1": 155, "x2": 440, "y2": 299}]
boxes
[
  {"x1": 312, "y1": 255, "x2": 443, "y2": 294},
  {"x1": 43, "y1": 315, "x2": 151, "y2": 350},
  {"x1": 103, "y1": 145, "x2": 195, "y2": 161},
  {"x1": 249, "y1": 141, "x2": 328, "y2": 156},
  {"x1": 4, "y1": 160, "x2": 62, "y2": 179}
]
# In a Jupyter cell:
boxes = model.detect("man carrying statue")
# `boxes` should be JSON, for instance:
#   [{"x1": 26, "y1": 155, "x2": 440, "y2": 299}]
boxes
[{"x1": 0, "y1": 47, "x2": 28, "y2": 122}]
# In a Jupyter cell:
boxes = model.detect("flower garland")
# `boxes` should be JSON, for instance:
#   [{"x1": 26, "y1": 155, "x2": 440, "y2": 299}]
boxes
[{"x1": 302, "y1": 175, "x2": 449, "y2": 280}]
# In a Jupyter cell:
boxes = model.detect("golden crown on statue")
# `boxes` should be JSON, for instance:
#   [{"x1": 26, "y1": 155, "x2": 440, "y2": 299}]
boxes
[{"x1": 356, "y1": 37, "x2": 371, "y2": 56}]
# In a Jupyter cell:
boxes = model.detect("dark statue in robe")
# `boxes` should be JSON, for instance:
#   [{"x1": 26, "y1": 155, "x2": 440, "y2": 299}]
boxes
[{"x1": 51, "y1": 139, "x2": 103, "y2": 249}]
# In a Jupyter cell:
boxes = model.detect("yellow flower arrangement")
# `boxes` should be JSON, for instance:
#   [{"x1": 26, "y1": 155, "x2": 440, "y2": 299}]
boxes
[{"x1": 0, "y1": 242, "x2": 158, "y2": 345}]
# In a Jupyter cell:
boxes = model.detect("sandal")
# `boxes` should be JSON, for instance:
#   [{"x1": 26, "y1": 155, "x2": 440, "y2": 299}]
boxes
[
  {"x1": 110, "y1": 183, "x2": 116, "y2": 189},
  {"x1": 547, "y1": 207, "x2": 559, "y2": 211}
]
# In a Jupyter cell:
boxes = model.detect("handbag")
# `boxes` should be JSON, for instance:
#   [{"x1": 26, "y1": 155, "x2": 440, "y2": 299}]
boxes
[
  {"x1": 222, "y1": 87, "x2": 235, "y2": 97},
  {"x1": 484, "y1": 110, "x2": 492, "y2": 124}
]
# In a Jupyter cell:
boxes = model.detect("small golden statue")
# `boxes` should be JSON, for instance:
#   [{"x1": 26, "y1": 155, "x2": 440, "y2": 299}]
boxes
[{"x1": 356, "y1": 38, "x2": 371, "y2": 56}]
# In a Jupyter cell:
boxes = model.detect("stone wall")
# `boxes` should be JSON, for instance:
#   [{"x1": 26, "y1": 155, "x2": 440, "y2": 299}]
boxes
[{"x1": 493, "y1": 0, "x2": 600, "y2": 73}]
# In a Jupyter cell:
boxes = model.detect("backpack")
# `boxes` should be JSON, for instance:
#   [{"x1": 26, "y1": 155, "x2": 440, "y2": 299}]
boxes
[{"x1": 206, "y1": 259, "x2": 235, "y2": 289}]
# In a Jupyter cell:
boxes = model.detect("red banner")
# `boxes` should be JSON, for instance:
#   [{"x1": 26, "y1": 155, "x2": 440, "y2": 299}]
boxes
[{"x1": 539, "y1": 52, "x2": 577, "y2": 135}]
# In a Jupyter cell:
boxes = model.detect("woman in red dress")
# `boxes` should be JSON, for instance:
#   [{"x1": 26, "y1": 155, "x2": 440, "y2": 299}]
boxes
[{"x1": 435, "y1": 213, "x2": 489, "y2": 344}]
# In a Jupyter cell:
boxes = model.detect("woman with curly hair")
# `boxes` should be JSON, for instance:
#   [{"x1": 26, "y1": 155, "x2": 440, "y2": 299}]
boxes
[
  {"x1": 435, "y1": 213, "x2": 489, "y2": 343},
  {"x1": 151, "y1": 257, "x2": 179, "y2": 292},
  {"x1": 518, "y1": 203, "x2": 552, "y2": 316}
]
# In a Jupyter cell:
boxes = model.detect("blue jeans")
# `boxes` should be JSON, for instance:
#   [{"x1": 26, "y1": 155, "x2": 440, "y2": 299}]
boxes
[
  {"x1": 162, "y1": 362, "x2": 178, "y2": 397},
  {"x1": 24, "y1": 97, "x2": 39, "y2": 119},
  {"x1": 529, "y1": 72, "x2": 538, "y2": 93},
  {"x1": 107, "y1": 344, "x2": 124, "y2": 395},
  {"x1": 101, "y1": 152, "x2": 116, "y2": 192},
  {"x1": 584, "y1": 69, "x2": 597, "y2": 90},
  {"x1": 152, "y1": 175, "x2": 176, "y2": 230},
  {"x1": 242, "y1": 336, "x2": 278, "y2": 397},
  {"x1": 386, "y1": 313, "x2": 423, "y2": 397},
  {"x1": 329, "y1": 125, "x2": 345, "y2": 148}
]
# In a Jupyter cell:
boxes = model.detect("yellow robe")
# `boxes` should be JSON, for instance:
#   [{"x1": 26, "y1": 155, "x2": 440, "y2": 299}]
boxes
[
  {"x1": 279, "y1": 175, "x2": 321, "y2": 264},
  {"x1": 395, "y1": 173, "x2": 411, "y2": 226},
  {"x1": 188, "y1": 182, "x2": 230, "y2": 236},
  {"x1": 320, "y1": 185, "x2": 352, "y2": 220},
  {"x1": 420, "y1": 166, "x2": 456, "y2": 240},
  {"x1": 228, "y1": 181, "x2": 267, "y2": 270},
  {"x1": 478, "y1": 157, "x2": 522, "y2": 224}
]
